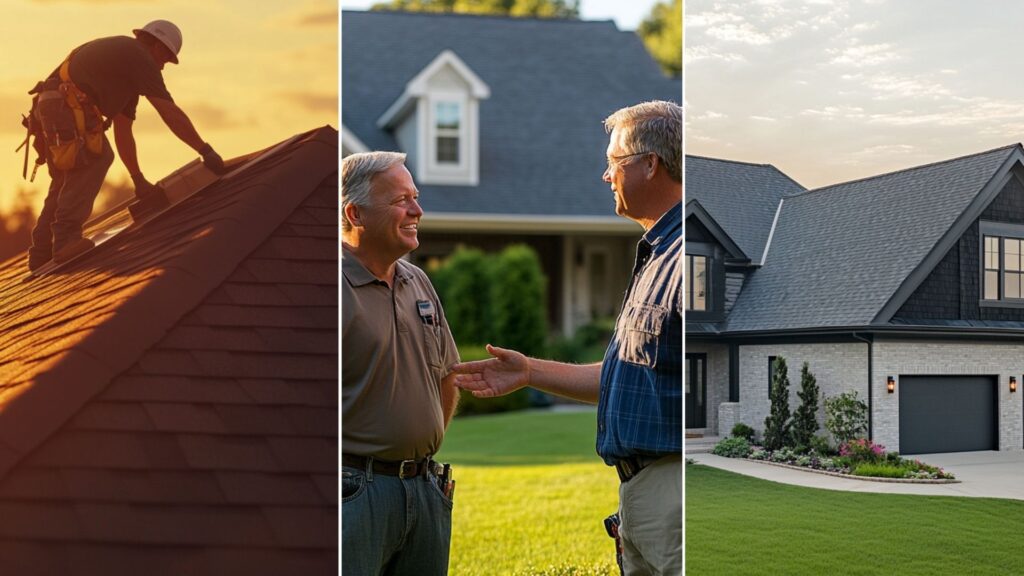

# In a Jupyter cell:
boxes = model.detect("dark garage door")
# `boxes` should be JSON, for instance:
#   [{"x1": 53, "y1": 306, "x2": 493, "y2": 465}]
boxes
[{"x1": 899, "y1": 375, "x2": 997, "y2": 455}]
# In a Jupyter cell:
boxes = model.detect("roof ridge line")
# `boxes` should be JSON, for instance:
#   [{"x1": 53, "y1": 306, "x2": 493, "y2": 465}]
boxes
[
  {"x1": 342, "y1": 9, "x2": 610, "y2": 26},
  {"x1": 794, "y1": 143, "x2": 1022, "y2": 198}
]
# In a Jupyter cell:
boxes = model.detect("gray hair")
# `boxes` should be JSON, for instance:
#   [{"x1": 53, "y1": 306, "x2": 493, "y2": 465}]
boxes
[
  {"x1": 341, "y1": 151, "x2": 407, "y2": 232},
  {"x1": 604, "y1": 101, "x2": 682, "y2": 183}
]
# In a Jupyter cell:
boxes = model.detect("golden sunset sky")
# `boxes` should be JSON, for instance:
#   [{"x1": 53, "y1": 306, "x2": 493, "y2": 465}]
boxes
[{"x1": 0, "y1": 0, "x2": 338, "y2": 213}]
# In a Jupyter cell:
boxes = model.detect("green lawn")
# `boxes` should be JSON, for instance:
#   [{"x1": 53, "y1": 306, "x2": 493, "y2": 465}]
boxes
[
  {"x1": 437, "y1": 410, "x2": 619, "y2": 576},
  {"x1": 686, "y1": 464, "x2": 1024, "y2": 575}
]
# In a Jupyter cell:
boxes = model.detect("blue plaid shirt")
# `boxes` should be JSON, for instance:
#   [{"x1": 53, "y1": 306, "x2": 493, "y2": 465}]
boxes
[{"x1": 596, "y1": 202, "x2": 683, "y2": 465}]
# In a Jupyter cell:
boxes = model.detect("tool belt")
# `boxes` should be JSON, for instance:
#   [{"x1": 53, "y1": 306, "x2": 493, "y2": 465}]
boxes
[
  {"x1": 18, "y1": 48, "x2": 109, "y2": 178},
  {"x1": 342, "y1": 454, "x2": 443, "y2": 479},
  {"x1": 614, "y1": 455, "x2": 663, "y2": 483}
]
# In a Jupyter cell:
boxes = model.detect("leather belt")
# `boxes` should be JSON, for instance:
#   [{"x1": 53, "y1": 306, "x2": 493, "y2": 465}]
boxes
[
  {"x1": 342, "y1": 454, "x2": 442, "y2": 479},
  {"x1": 614, "y1": 455, "x2": 663, "y2": 483}
]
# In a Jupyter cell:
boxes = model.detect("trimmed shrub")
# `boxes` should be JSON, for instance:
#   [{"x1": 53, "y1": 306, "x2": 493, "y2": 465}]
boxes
[
  {"x1": 809, "y1": 435, "x2": 833, "y2": 456},
  {"x1": 824, "y1": 391, "x2": 868, "y2": 445},
  {"x1": 457, "y1": 389, "x2": 532, "y2": 417},
  {"x1": 790, "y1": 362, "x2": 820, "y2": 450},
  {"x1": 731, "y1": 423, "x2": 756, "y2": 442},
  {"x1": 851, "y1": 462, "x2": 909, "y2": 479},
  {"x1": 712, "y1": 436, "x2": 752, "y2": 458},
  {"x1": 489, "y1": 244, "x2": 548, "y2": 357},
  {"x1": 435, "y1": 247, "x2": 492, "y2": 344},
  {"x1": 763, "y1": 356, "x2": 792, "y2": 451}
]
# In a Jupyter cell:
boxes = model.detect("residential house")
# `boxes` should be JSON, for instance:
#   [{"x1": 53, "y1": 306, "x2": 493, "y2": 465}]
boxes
[
  {"x1": 687, "y1": 146, "x2": 1024, "y2": 454},
  {"x1": 0, "y1": 127, "x2": 338, "y2": 574},
  {"x1": 342, "y1": 10, "x2": 680, "y2": 335}
]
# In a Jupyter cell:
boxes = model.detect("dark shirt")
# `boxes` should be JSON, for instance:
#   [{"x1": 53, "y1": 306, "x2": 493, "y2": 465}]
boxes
[
  {"x1": 596, "y1": 202, "x2": 683, "y2": 465},
  {"x1": 52, "y1": 36, "x2": 173, "y2": 120}
]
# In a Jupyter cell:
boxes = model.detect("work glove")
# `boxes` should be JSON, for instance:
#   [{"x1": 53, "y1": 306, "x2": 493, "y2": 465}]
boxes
[
  {"x1": 199, "y1": 142, "x2": 226, "y2": 175},
  {"x1": 130, "y1": 172, "x2": 166, "y2": 202}
]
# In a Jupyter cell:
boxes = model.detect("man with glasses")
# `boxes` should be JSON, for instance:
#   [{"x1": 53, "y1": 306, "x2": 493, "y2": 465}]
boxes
[
  {"x1": 342, "y1": 151, "x2": 461, "y2": 575},
  {"x1": 452, "y1": 101, "x2": 682, "y2": 575}
]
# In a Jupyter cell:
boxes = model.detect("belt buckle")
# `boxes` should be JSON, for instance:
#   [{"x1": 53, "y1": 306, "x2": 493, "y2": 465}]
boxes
[{"x1": 398, "y1": 459, "x2": 418, "y2": 479}]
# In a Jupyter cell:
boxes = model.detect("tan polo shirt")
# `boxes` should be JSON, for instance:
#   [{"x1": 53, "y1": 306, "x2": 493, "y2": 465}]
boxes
[{"x1": 341, "y1": 248, "x2": 460, "y2": 461}]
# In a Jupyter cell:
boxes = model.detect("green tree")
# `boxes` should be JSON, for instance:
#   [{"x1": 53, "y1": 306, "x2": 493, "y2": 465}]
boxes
[
  {"x1": 637, "y1": 0, "x2": 681, "y2": 76},
  {"x1": 824, "y1": 391, "x2": 869, "y2": 446},
  {"x1": 489, "y1": 244, "x2": 547, "y2": 356},
  {"x1": 371, "y1": 0, "x2": 579, "y2": 18},
  {"x1": 790, "y1": 362, "x2": 821, "y2": 450},
  {"x1": 763, "y1": 356, "x2": 792, "y2": 451}
]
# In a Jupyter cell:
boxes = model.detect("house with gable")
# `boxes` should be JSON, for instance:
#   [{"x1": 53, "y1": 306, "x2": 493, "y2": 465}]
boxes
[
  {"x1": 687, "y1": 146, "x2": 1024, "y2": 455},
  {"x1": 342, "y1": 10, "x2": 680, "y2": 335},
  {"x1": 0, "y1": 127, "x2": 338, "y2": 574}
]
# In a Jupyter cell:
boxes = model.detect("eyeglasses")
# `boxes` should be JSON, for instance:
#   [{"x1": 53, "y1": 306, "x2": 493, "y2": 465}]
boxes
[{"x1": 606, "y1": 151, "x2": 653, "y2": 172}]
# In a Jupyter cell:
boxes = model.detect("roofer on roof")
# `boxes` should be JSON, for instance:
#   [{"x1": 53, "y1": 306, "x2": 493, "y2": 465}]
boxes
[
  {"x1": 341, "y1": 151, "x2": 461, "y2": 576},
  {"x1": 23, "y1": 20, "x2": 226, "y2": 271}
]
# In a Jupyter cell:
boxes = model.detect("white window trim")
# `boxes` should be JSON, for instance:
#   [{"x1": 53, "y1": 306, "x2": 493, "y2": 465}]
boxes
[{"x1": 426, "y1": 93, "x2": 468, "y2": 172}]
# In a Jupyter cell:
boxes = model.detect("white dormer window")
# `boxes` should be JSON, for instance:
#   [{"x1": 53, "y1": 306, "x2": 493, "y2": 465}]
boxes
[
  {"x1": 433, "y1": 100, "x2": 462, "y2": 165},
  {"x1": 377, "y1": 50, "x2": 490, "y2": 186}
]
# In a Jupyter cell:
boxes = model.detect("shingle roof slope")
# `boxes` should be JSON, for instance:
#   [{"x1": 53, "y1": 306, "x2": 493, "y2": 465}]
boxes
[
  {"x1": 342, "y1": 10, "x2": 679, "y2": 218},
  {"x1": 0, "y1": 126, "x2": 338, "y2": 574},
  {"x1": 685, "y1": 155, "x2": 805, "y2": 263},
  {"x1": 725, "y1": 145, "x2": 1018, "y2": 332}
]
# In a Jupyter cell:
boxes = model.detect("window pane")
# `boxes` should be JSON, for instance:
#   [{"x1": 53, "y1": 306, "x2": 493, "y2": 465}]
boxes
[
  {"x1": 985, "y1": 271, "x2": 999, "y2": 300},
  {"x1": 684, "y1": 255, "x2": 692, "y2": 310},
  {"x1": 435, "y1": 102, "x2": 460, "y2": 130},
  {"x1": 985, "y1": 236, "x2": 999, "y2": 269},
  {"x1": 437, "y1": 136, "x2": 459, "y2": 163},
  {"x1": 1003, "y1": 270, "x2": 1019, "y2": 297},
  {"x1": 694, "y1": 256, "x2": 707, "y2": 311},
  {"x1": 1008, "y1": 239, "x2": 1022, "y2": 272}
]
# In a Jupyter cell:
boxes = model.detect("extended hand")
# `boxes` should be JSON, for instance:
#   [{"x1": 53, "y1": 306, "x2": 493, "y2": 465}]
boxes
[
  {"x1": 451, "y1": 344, "x2": 530, "y2": 398},
  {"x1": 199, "y1": 142, "x2": 226, "y2": 175}
]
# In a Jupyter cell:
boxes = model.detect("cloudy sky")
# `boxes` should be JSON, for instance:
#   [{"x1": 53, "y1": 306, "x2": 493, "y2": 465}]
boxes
[
  {"x1": 0, "y1": 0, "x2": 337, "y2": 213},
  {"x1": 685, "y1": 0, "x2": 1024, "y2": 189}
]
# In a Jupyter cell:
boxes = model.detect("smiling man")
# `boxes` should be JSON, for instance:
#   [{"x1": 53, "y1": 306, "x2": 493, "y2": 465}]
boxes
[{"x1": 341, "y1": 151, "x2": 461, "y2": 576}]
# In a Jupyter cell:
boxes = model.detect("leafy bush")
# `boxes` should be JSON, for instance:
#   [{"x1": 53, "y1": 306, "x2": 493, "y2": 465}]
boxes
[
  {"x1": 839, "y1": 438, "x2": 885, "y2": 464},
  {"x1": 456, "y1": 389, "x2": 532, "y2": 417},
  {"x1": 749, "y1": 448, "x2": 768, "y2": 460},
  {"x1": 824, "y1": 391, "x2": 868, "y2": 445},
  {"x1": 770, "y1": 447, "x2": 797, "y2": 463},
  {"x1": 763, "y1": 356, "x2": 792, "y2": 451},
  {"x1": 434, "y1": 247, "x2": 492, "y2": 344},
  {"x1": 712, "y1": 436, "x2": 752, "y2": 458},
  {"x1": 490, "y1": 244, "x2": 548, "y2": 357},
  {"x1": 851, "y1": 462, "x2": 910, "y2": 479},
  {"x1": 809, "y1": 435, "x2": 832, "y2": 456},
  {"x1": 731, "y1": 423, "x2": 756, "y2": 442},
  {"x1": 547, "y1": 318, "x2": 614, "y2": 363},
  {"x1": 790, "y1": 362, "x2": 820, "y2": 449}
]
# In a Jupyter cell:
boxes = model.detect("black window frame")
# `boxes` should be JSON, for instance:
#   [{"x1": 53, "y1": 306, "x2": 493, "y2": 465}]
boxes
[
  {"x1": 685, "y1": 254, "x2": 708, "y2": 312},
  {"x1": 684, "y1": 242, "x2": 724, "y2": 322},
  {"x1": 979, "y1": 222, "x2": 1024, "y2": 308}
]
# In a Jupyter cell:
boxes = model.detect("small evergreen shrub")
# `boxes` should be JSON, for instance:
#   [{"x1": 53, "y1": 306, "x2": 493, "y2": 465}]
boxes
[
  {"x1": 712, "y1": 436, "x2": 752, "y2": 458},
  {"x1": 490, "y1": 245, "x2": 548, "y2": 357},
  {"x1": 790, "y1": 362, "x2": 821, "y2": 449},
  {"x1": 763, "y1": 356, "x2": 792, "y2": 451},
  {"x1": 730, "y1": 423, "x2": 756, "y2": 442}
]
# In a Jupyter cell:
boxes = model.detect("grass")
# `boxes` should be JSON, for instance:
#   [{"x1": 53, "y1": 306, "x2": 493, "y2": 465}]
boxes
[
  {"x1": 686, "y1": 464, "x2": 1024, "y2": 575},
  {"x1": 436, "y1": 410, "x2": 619, "y2": 576}
]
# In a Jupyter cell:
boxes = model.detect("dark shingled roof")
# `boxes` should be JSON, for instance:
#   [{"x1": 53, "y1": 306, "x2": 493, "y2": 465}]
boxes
[
  {"x1": 0, "y1": 127, "x2": 338, "y2": 574},
  {"x1": 341, "y1": 10, "x2": 680, "y2": 218},
  {"x1": 725, "y1": 145, "x2": 1019, "y2": 332},
  {"x1": 685, "y1": 155, "x2": 805, "y2": 264}
]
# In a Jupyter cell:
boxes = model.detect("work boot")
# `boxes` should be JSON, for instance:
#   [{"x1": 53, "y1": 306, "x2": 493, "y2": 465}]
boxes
[
  {"x1": 27, "y1": 246, "x2": 53, "y2": 272},
  {"x1": 53, "y1": 238, "x2": 95, "y2": 264},
  {"x1": 128, "y1": 192, "x2": 171, "y2": 221}
]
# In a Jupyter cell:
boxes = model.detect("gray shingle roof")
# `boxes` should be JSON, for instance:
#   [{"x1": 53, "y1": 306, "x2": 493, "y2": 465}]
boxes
[
  {"x1": 724, "y1": 145, "x2": 1019, "y2": 332},
  {"x1": 342, "y1": 10, "x2": 679, "y2": 218},
  {"x1": 685, "y1": 156, "x2": 804, "y2": 263}
]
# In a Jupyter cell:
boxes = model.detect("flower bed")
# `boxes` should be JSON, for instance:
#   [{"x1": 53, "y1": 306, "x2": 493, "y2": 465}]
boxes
[{"x1": 713, "y1": 437, "x2": 956, "y2": 482}]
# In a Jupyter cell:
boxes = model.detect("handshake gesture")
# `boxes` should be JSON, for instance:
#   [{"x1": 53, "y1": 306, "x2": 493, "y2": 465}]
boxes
[{"x1": 452, "y1": 344, "x2": 530, "y2": 398}]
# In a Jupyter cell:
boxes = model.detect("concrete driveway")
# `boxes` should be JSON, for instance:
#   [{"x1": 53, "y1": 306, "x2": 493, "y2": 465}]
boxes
[{"x1": 689, "y1": 451, "x2": 1024, "y2": 500}]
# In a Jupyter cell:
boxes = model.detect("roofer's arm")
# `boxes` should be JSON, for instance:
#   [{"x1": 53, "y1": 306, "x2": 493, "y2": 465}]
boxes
[
  {"x1": 112, "y1": 114, "x2": 142, "y2": 177},
  {"x1": 148, "y1": 96, "x2": 226, "y2": 174},
  {"x1": 452, "y1": 344, "x2": 601, "y2": 404}
]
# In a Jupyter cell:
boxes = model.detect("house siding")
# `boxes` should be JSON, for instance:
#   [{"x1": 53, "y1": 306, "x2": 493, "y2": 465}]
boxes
[
  {"x1": 873, "y1": 340, "x2": 1024, "y2": 453},
  {"x1": 895, "y1": 175, "x2": 1024, "y2": 321},
  {"x1": 737, "y1": 343, "x2": 868, "y2": 440}
]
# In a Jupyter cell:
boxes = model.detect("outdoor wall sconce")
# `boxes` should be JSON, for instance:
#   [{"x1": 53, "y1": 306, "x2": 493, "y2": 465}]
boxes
[
  {"x1": 1011, "y1": 377, "x2": 1018, "y2": 394},
  {"x1": 887, "y1": 376, "x2": 895, "y2": 394}
]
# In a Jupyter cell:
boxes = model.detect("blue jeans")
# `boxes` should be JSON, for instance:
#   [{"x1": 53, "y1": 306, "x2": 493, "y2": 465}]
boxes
[{"x1": 342, "y1": 464, "x2": 453, "y2": 576}]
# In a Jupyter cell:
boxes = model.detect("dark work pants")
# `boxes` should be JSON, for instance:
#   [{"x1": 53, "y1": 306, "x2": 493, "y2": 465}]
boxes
[
  {"x1": 29, "y1": 136, "x2": 114, "y2": 263},
  {"x1": 342, "y1": 464, "x2": 453, "y2": 576}
]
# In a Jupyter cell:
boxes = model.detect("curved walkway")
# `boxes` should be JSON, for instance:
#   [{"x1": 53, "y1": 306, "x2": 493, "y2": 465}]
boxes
[{"x1": 689, "y1": 451, "x2": 1024, "y2": 500}]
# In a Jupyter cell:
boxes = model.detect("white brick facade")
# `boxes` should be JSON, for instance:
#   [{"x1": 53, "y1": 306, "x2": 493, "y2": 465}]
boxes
[{"x1": 873, "y1": 340, "x2": 1024, "y2": 453}]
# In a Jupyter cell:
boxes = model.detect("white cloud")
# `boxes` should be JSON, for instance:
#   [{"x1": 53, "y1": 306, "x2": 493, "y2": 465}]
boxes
[
  {"x1": 829, "y1": 42, "x2": 899, "y2": 67},
  {"x1": 750, "y1": 115, "x2": 778, "y2": 122}
]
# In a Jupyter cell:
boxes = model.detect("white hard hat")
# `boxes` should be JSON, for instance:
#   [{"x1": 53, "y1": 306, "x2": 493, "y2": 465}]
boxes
[{"x1": 133, "y1": 20, "x2": 183, "y2": 64}]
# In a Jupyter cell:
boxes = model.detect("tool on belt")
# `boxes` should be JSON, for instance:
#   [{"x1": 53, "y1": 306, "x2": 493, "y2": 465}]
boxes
[
  {"x1": 604, "y1": 513, "x2": 624, "y2": 575},
  {"x1": 341, "y1": 454, "x2": 456, "y2": 501},
  {"x1": 18, "y1": 47, "x2": 110, "y2": 180}
]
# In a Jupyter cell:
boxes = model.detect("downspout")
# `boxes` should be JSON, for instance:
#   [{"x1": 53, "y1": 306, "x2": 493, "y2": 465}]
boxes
[{"x1": 852, "y1": 333, "x2": 873, "y2": 440}]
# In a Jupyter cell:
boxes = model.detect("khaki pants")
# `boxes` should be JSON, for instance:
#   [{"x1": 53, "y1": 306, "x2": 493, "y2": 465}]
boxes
[{"x1": 618, "y1": 455, "x2": 682, "y2": 575}]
